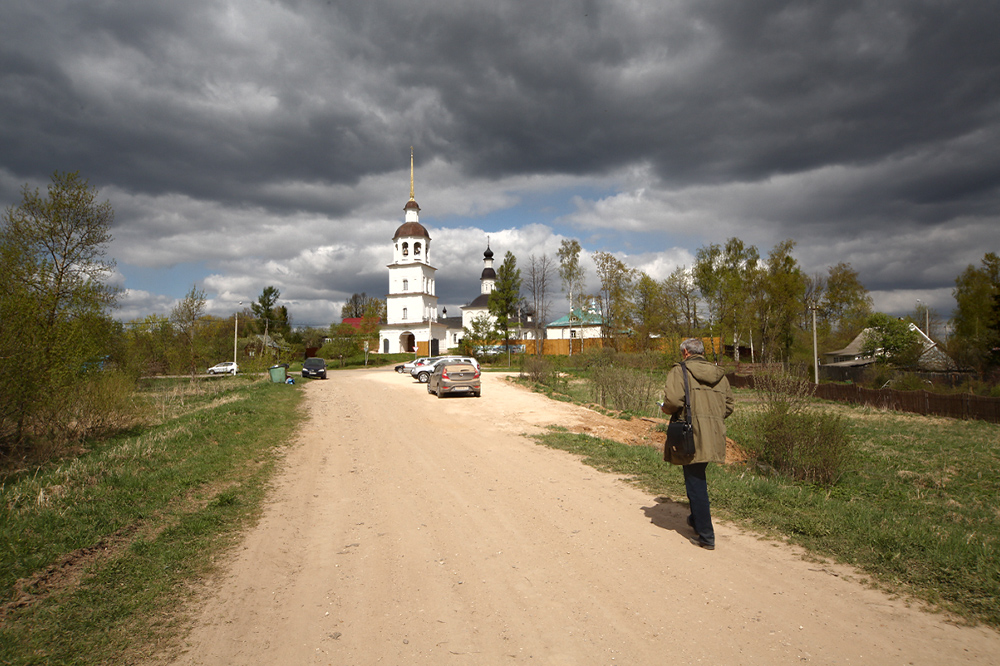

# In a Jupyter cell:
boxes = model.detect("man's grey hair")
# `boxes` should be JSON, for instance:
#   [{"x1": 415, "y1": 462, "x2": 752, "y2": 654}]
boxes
[{"x1": 680, "y1": 338, "x2": 704, "y2": 355}]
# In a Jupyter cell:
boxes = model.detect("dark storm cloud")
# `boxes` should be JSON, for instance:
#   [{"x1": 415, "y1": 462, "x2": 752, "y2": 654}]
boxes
[
  {"x1": 5, "y1": 0, "x2": 998, "y2": 202},
  {"x1": 2, "y1": 0, "x2": 998, "y2": 321}
]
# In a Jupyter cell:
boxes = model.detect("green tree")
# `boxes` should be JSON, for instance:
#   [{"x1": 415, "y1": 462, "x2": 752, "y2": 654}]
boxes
[
  {"x1": 755, "y1": 239, "x2": 807, "y2": 362},
  {"x1": 1, "y1": 171, "x2": 120, "y2": 447},
  {"x1": 171, "y1": 285, "x2": 207, "y2": 377},
  {"x1": 634, "y1": 272, "x2": 668, "y2": 350},
  {"x1": 820, "y1": 262, "x2": 873, "y2": 344},
  {"x1": 694, "y1": 238, "x2": 760, "y2": 362},
  {"x1": 320, "y1": 322, "x2": 361, "y2": 364},
  {"x1": 557, "y1": 238, "x2": 586, "y2": 309},
  {"x1": 862, "y1": 313, "x2": 923, "y2": 366},
  {"x1": 489, "y1": 251, "x2": 523, "y2": 354},
  {"x1": 251, "y1": 286, "x2": 289, "y2": 337},
  {"x1": 593, "y1": 252, "x2": 638, "y2": 351},
  {"x1": 949, "y1": 252, "x2": 1000, "y2": 371},
  {"x1": 123, "y1": 314, "x2": 173, "y2": 375},
  {"x1": 460, "y1": 313, "x2": 500, "y2": 357}
]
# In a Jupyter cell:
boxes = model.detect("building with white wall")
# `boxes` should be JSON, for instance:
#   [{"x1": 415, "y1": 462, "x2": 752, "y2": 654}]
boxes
[{"x1": 378, "y1": 151, "x2": 446, "y2": 355}]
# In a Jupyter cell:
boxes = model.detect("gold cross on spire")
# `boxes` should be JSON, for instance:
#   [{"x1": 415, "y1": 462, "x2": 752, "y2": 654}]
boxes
[{"x1": 409, "y1": 146, "x2": 415, "y2": 201}]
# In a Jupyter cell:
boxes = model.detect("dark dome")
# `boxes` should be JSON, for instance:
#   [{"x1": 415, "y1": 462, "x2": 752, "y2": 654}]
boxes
[
  {"x1": 480, "y1": 267, "x2": 496, "y2": 280},
  {"x1": 483, "y1": 245, "x2": 494, "y2": 259},
  {"x1": 403, "y1": 199, "x2": 421, "y2": 212},
  {"x1": 393, "y1": 221, "x2": 430, "y2": 240},
  {"x1": 467, "y1": 293, "x2": 491, "y2": 308}
]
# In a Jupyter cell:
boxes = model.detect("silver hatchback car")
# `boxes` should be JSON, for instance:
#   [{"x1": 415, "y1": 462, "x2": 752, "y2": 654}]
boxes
[
  {"x1": 427, "y1": 361, "x2": 481, "y2": 398},
  {"x1": 411, "y1": 356, "x2": 479, "y2": 383}
]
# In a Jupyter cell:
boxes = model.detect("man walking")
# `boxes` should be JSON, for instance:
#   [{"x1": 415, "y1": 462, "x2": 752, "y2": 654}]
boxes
[{"x1": 661, "y1": 338, "x2": 734, "y2": 550}]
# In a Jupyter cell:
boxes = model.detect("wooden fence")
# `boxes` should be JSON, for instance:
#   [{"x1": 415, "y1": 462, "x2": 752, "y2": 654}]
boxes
[{"x1": 727, "y1": 374, "x2": 1000, "y2": 424}]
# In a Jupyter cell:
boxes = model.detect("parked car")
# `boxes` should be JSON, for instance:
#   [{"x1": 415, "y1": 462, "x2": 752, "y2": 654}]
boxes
[
  {"x1": 301, "y1": 357, "x2": 327, "y2": 379},
  {"x1": 407, "y1": 356, "x2": 443, "y2": 382},
  {"x1": 207, "y1": 361, "x2": 238, "y2": 375},
  {"x1": 427, "y1": 361, "x2": 481, "y2": 398},
  {"x1": 395, "y1": 356, "x2": 433, "y2": 373},
  {"x1": 411, "y1": 356, "x2": 480, "y2": 383}
]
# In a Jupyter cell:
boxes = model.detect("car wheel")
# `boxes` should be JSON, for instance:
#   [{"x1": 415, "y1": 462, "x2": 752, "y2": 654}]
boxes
[
  {"x1": 475, "y1": 391, "x2": 481, "y2": 398},
  {"x1": 436, "y1": 387, "x2": 444, "y2": 398},
  {"x1": 426, "y1": 382, "x2": 433, "y2": 394},
  {"x1": 417, "y1": 371, "x2": 429, "y2": 383}
]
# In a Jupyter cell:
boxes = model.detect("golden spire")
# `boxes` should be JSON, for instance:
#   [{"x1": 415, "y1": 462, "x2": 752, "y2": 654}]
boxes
[{"x1": 409, "y1": 146, "x2": 415, "y2": 201}]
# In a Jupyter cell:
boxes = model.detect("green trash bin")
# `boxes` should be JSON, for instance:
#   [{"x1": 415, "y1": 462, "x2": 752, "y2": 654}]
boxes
[{"x1": 268, "y1": 365, "x2": 287, "y2": 383}]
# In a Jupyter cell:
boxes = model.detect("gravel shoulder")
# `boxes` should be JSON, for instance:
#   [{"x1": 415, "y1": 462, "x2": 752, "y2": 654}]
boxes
[{"x1": 165, "y1": 367, "x2": 1000, "y2": 665}]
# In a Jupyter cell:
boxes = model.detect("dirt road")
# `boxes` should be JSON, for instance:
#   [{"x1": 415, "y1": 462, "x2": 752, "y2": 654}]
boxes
[{"x1": 167, "y1": 367, "x2": 1000, "y2": 665}]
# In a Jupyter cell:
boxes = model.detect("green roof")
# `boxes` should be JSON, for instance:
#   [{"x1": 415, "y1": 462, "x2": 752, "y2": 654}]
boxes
[{"x1": 546, "y1": 308, "x2": 603, "y2": 328}]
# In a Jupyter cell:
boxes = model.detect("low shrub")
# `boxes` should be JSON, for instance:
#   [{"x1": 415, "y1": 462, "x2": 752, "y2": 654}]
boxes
[
  {"x1": 589, "y1": 365, "x2": 661, "y2": 414},
  {"x1": 742, "y1": 369, "x2": 854, "y2": 485},
  {"x1": 520, "y1": 355, "x2": 557, "y2": 385}
]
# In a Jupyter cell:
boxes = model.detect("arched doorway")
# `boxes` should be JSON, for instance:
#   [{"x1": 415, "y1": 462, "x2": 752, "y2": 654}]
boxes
[{"x1": 400, "y1": 332, "x2": 415, "y2": 353}]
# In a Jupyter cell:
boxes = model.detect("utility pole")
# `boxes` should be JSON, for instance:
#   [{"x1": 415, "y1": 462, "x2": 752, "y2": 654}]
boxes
[
  {"x1": 810, "y1": 300, "x2": 819, "y2": 385},
  {"x1": 233, "y1": 301, "x2": 242, "y2": 373}
]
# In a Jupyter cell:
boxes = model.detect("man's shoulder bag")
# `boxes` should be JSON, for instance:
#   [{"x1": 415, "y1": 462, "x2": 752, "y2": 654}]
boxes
[{"x1": 664, "y1": 362, "x2": 696, "y2": 465}]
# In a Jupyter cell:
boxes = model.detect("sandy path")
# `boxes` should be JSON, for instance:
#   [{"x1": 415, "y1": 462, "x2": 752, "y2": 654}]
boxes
[{"x1": 167, "y1": 367, "x2": 1000, "y2": 665}]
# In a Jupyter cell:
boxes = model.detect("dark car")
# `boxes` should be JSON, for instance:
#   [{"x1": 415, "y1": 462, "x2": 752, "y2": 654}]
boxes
[{"x1": 301, "y1": 357, "x2": 327, "y2": 379}]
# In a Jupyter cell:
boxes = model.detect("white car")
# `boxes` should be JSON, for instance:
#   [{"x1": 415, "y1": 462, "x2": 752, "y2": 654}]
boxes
[
  {"x1": 411, "y1": 356, "x2": 480, "y2": 383},
  {"x1": 207, "y1": 361, "x2": 238, "y2": 375},
  {"x1": 395, "y1": 356, "x2": 433, "y2": 373}
]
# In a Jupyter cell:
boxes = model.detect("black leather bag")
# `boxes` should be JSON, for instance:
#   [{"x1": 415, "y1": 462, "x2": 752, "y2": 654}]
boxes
[{"x1": 664, "y1": 362, "x2": 696, "y2": 464}]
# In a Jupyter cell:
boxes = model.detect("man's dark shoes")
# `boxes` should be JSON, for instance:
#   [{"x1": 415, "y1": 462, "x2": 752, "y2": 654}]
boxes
[{"x1": 689, "y1": 537, "x2": 715, "y2": 550}]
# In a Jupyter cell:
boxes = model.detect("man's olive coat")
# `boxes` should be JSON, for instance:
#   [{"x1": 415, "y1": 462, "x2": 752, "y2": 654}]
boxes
[{"x1": 661, "y1": 355, "x2": 734, "y2": 464}]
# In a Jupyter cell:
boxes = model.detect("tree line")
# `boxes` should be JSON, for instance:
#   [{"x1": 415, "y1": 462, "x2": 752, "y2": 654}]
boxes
[{"x1": 476, "y1": 238, "x2": 998, "y2": 374}]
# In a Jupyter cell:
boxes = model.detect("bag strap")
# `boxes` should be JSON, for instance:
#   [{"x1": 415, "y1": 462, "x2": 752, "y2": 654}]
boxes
[{"x1": 680, "y1": 361, "x2": 692, "y2": 426}]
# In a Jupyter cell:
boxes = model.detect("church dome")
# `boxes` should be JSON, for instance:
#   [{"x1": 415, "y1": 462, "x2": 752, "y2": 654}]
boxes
[
  {"x1": 393, "y1": 220, "x2": 430, "y2": 240},
  {"x1": 480, "y1": 267, "x2": 496, "y2": 280},
  {"x1": 483, "y1": 245, "x2": 494, "y2": 259}
]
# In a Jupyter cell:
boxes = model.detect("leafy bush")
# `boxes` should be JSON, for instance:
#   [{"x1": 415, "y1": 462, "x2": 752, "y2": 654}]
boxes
[{"x1": 742, "y1": 369, "x2": 853, "y2": 485}]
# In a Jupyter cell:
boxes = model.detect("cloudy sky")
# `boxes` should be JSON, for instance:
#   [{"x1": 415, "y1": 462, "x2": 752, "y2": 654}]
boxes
[{"x1": 2, "y1": 0, "x2": 998, "y2": 328}]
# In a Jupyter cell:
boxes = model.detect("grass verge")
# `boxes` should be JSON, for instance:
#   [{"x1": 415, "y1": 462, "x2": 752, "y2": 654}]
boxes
[
  {"x1": 0, "y1": 375, "x2": 303, "y2": 665},
  {"x1": 532, "y1": 402, "x2": 1000, "y2": 628}
]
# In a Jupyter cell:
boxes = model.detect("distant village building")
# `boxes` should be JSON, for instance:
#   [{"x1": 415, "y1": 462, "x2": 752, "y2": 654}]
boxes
[
  {"x1": 545, "y1": 305, "x2": 604, "y2": 341},
  {"x1": 823, "y1": 322, "x2": 957, "y2": 372}
]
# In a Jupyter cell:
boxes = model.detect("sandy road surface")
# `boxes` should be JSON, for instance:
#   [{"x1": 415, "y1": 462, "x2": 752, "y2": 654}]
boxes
[{"x1": 167, "y1": 367, "x2": 1000, "y2": 665}]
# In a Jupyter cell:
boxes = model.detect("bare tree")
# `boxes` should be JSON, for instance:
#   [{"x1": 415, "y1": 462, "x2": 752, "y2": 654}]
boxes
[
  {"x1": 664, "y1": 266, "x2": 699, "y2": 336},
  {"x1": 171, "y1": 285, "x2": 207, "y2": 377},
  {"x1": 525, "y1": 254, "x2": 556, "y2": 354},
  {"x1": 557, "y1": 239, "x2": 586, "y2": 356}
]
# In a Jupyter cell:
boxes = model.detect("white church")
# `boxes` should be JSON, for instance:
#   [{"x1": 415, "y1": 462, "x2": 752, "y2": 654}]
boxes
[
  {"x1": 378, "y1": 151, "x2": 542, "y2": 356},
  {"x1": 378, "y1": 151, "x2": 446, "y2": 356}
]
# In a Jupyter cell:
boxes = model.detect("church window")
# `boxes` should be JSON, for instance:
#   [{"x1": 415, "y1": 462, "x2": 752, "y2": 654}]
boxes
[
  {"x1": 414, "y1": 242, "x2": 421, "y2": 256},
  {"x1": 402, "y1": 279, "x2": 408, "y2": 291},
  {"x1": 403, "y1": 307, "x2": 408, "y2": 319},
  {"x1": 402, "y1": 242, "x2": 409, "y2": 256}
]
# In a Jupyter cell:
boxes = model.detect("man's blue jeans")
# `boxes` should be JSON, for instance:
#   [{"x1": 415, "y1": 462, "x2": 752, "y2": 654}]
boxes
[{"x1": 683, "y1": 462, "x2": 714, "y2": 546}]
